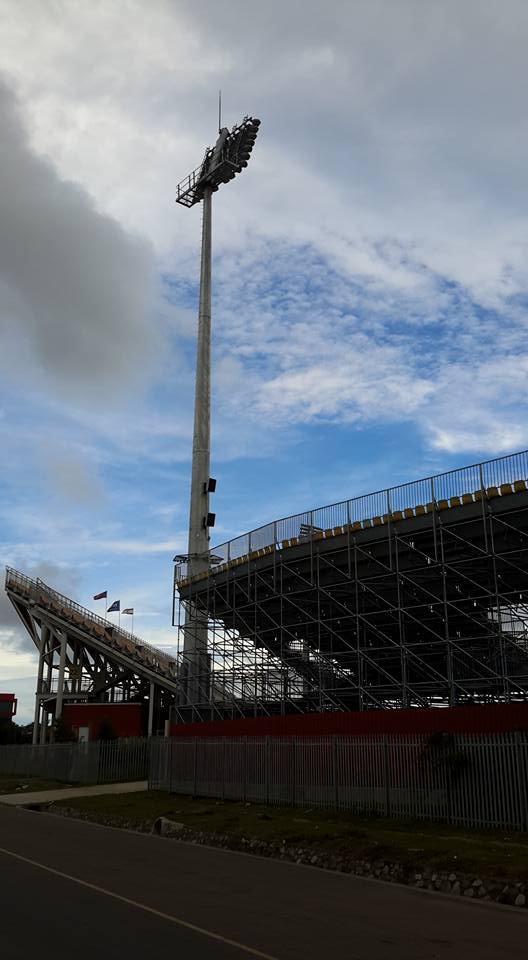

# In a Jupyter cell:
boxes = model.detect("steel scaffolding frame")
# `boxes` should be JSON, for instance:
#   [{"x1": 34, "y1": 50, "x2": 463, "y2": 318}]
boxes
[{"x1": 173, "y1": 452, "x2": 528, "y2": 723}]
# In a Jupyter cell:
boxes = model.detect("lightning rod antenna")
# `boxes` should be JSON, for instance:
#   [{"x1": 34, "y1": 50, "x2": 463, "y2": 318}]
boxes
[{"x1": 218, "y1": 90, "x2": 222, "y2": 133}]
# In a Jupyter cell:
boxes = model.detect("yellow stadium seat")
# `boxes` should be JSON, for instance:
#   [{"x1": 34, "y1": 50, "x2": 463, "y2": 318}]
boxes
[
  {"x1": 390, "y1": 511, "x2": 403, "y2": 521},
  {"x1": 333, "y1": 525, "x2": 344, "y2": 536},
  {"x1": 514, "y1": 479, "x2": 527, "y2": 493},
  {"x1": 486, "y1": 486, "x2": 500, "y2": 498},
  {"x1": 462, "y1": 493, "x2": 473, "y2": 504},
  {"x1": 403, "y1": 508, "x2": 414, "y2": 518},
  {"x1": 449, "y1": 496, "x2": 461, "y2": 507},
  {"x1": 281, "y1": 539, "x2": 290, "y2": 549},
  {"x1": 437, "y1": 499, "x2": 449, "y2": 510},
  {"x1": 373, "y1": 516, "x2": 383, "y2": 526},
  {"x1": 415, "y1": 504, "x2": 425, "y2": 515},
  {"x1": 500, "y1": 483, "x2": 513, "y2": 496}
]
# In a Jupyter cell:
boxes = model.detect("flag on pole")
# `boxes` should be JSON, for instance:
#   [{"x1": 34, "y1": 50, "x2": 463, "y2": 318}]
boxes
[
  {"x1": 93, "y1": 590, "x2": 107, "y2": 601},
  {"x1": 107, "y1": 600, "x2": 120, "y2": 613},
  {"x1": 123, "y1": 608, "x2": 134, "y2": 615}
]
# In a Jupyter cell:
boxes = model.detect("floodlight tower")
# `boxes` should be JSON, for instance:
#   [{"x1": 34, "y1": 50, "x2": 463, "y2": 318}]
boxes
[{"x1": 175, "y1": 113, "x2": 261, "y2": 710}]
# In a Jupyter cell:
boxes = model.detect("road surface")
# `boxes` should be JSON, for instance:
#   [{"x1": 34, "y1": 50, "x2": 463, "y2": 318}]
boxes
[{"x1": 0, "y1": 804, "x2": 526, "y2": 959}]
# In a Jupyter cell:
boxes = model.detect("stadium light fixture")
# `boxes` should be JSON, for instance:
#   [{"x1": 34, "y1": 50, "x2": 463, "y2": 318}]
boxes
[
  {"x1": 175, "y1": 116, "x2": 261, "y2": 208},
  {"x1": 175, "y1": 111, "x2": 261, "y2": 711}
]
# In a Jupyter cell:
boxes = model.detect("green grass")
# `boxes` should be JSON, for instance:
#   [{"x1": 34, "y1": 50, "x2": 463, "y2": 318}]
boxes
[
  {"x1": 52, "y1": 791, "x2": 528, "y2": 884},
  {"x1": 0, "y1": 775, "x2": 72, "y2": 795}
]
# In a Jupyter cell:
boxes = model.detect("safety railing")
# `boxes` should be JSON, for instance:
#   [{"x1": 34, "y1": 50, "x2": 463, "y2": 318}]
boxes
[
  {"x1": 5, "y1": 567, "x2": 177, "y2": 673},
  {"x1": 174, "y1": 449, "x2": 528, "y2": 583}
]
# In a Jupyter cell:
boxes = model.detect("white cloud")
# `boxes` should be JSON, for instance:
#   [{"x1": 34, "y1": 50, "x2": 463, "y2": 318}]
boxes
[{"x1": 0, "y1": 0, "x2": 526, "y2": 461}]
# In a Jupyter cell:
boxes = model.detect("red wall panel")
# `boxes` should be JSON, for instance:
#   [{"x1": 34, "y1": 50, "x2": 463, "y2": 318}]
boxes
[
  {"x1": 170, "y1": 703, "x2": 528, "y2": 739},
  {"x1": 0, "y1": 694, "x2": 17, "y2": 719},
  {"x1": 63, "y1": 703, "x2": 142, "y2": 740}
]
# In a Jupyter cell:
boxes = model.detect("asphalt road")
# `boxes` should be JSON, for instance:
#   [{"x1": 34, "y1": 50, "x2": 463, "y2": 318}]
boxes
[{"x1": 0, "y1": 805, "x2": 526, "y2": 960}]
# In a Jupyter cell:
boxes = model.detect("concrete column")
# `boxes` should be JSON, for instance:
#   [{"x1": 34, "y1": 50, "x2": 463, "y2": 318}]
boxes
[
  {"x1": 148, "y1": 682, "x2": 155, "y2": 737},
  {"x1": 40, "y1": 641, "x2": 54, "y2": 744},
  {"x1": 55, "y1": 631, "x2": 68, "y2": 720},
  {"x1": 32, "y1": 624, "x2": 47, "y2": 744},
  {"x1": 183, "y1": 185, "x2": 213, "y2": 706},
  {"x1": 40, "y1": 711, "x2": 47, "y2": 744}
]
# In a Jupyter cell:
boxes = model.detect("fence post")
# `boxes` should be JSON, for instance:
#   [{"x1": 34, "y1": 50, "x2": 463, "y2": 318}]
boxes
[
  {"x1": 265, "y1": 736, "x2": 270, "y2": 805},
  {"x1": 243, "y1": 736, "x2": 247, "y2": 803},
  {"x1": 333, "y1": 736, "x2": 339, "y2": 810},
  {"x1": 383, "y1": 736, "x2": 390, "y2": 817},
  {"x1": 193, "y1": 737, "x2": 198, "y2": 797},
  {"x1": 515, "y1": 731, "x2": 528, "y2": 832},
  {"x1": 222, "y1": 737, "x2": 226, "y2": 801},
  {"x1": 292, "y1": 737, "x2": 296, "y2": 807}
]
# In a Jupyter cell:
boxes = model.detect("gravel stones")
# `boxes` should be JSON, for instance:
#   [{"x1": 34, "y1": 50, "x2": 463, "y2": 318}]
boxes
[{"x1": 48, "y1": 805, "x2": 527, "y2": 909}]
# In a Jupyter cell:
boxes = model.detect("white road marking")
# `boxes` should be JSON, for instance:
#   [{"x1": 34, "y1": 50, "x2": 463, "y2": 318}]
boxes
[{"x1": 0, "y1": 845, "x2": 280, "y2": 960}]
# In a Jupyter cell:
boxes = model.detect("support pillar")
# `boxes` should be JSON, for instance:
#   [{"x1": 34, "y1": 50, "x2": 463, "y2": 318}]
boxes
[
  {"x1": 40, "y1": 711, "x2": 47, "y2": 744},
  {"x1": 32, "y1": 624, "x2": 47, "y2": 744},
  {"x1": 40, "y1": 640, "x2": 54, "y2": 744},
  {"x1": 148, "y1": 682, "x2": 155, "y2": 737},
  {"x1": 55, "y1": 631, "x2": 67, "y2": 721}
]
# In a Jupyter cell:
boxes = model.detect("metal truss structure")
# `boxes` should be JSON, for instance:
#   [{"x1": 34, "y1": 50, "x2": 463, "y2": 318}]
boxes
[
  {"x1": 5, "y1": 570, "x2": 182, "y2": 743},
  {"x1": 173, "y1": 450, "x2": 528, "y2": 722}
]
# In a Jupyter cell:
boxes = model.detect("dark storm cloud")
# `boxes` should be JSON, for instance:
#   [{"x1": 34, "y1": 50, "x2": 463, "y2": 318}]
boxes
[{"x1": 0, "y1": 79, "x2": 159, "y2": 403}]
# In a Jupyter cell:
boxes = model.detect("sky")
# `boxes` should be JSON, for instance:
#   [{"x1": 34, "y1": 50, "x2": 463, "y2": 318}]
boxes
[{"x1": 1, "y1": 0, "x2": 528, "y2": 722}]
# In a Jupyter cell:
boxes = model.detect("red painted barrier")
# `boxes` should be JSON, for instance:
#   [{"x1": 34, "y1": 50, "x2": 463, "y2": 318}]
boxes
[
  {"x1": 0, "y1": 694, "x2": 17, "y2": 720},
  {"x1": 171, "y1": 702, "x2": 528, "y2": 739},
  {"x1": 63, "y1": 703, "x2": 142, "y2": 741}
]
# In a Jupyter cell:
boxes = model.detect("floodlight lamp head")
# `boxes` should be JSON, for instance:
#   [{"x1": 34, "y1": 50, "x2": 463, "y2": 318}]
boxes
[{"x1": 175, "y1": 115, "x2": 261, "y2": 208}]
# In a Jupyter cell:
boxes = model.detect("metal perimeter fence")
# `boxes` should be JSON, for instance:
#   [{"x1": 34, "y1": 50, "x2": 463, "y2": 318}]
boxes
[
  {"x1": 3, "y1": 734, "x2": 528, "y2": 831},
  {"x1": 149, "y1": 733, "x2": 528, "y2": 832},
  {"x1": 0, "y1": 739, "x2": 150, "y2": 786}
]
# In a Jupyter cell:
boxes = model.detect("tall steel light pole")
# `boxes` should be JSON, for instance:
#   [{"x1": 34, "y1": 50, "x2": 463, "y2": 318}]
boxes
[{"x1": 175, "y1": 115, "x2": 261, "y2": 711}]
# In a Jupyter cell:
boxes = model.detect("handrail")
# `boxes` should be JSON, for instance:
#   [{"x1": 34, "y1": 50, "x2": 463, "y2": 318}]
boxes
[
  {"x1": 194, "y1": 448, "x2": 528, "y2": 575},
  {"x1": 5, "y1": 567, "x2": 176, "y2": 667}
]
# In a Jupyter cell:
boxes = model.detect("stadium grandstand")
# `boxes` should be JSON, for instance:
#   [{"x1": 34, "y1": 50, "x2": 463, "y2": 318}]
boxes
[
  {"x1": 173, "y1": 449, "x2": 528, "y2": 723},
  {"x1": 5, "y1": 448, "x2": 528, "y2": 736},
  {"x1": 5, "y1": 570, "x2": 181, "y2": 742}
]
